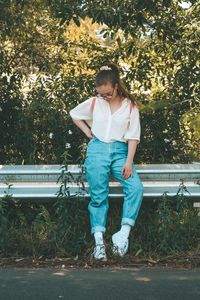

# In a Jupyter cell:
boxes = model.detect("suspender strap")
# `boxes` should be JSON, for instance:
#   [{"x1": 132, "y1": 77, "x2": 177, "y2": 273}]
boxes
[
  {"x1": 130, "y1": 102, "x2": 134, "y2": 114},
  {"x1": 91, "y1": 97, "x2": 96, "y2": 112}
]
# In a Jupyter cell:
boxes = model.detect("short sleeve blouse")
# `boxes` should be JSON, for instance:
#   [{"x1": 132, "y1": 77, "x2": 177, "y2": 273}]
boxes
[{"x1": 69, "y1": 96, "x2": 141, "y2": 144}]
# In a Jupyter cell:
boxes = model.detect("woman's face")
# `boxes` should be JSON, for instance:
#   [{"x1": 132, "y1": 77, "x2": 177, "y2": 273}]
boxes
[{"x1": 96, "y1": 83, "x2": 118, "y2": 101}]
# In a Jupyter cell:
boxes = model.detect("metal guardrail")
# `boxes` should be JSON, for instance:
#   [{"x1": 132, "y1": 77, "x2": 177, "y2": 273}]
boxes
[{"x1": 0, "y1": 164, "x2": 200, "y2": 200}]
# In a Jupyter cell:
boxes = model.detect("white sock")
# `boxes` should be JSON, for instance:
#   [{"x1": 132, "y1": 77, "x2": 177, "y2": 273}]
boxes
[
  {"x1": 119, "y1": 224, "x2": 131, "y2": 239},
  {"x1": 94, "y1": 232, "x2": 104, "y2": 245}
]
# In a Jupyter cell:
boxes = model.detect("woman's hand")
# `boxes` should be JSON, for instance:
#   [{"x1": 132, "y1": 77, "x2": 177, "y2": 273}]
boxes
[{"x1": 121, "y1": 161, "x2": 133, "y2": 180}]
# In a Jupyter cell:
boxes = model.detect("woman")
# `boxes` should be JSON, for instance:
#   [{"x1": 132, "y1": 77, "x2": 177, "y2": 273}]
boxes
[{"x1": 69, "y1": 63, "x2": 144, "y2": 260}]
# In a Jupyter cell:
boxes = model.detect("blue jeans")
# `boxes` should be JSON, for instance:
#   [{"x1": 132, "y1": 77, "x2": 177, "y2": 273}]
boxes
[{"x1": 84, "y1": 136, "x2": 144, "y2": 235}]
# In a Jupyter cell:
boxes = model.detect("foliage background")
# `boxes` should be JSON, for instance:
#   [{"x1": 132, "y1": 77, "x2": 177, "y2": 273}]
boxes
[
  {"x1": 0, "y1": 193, "x2": 199, "y2": 259},
  {"x1": 0, "y1": 0, "x2": 199, "y2": 164}
]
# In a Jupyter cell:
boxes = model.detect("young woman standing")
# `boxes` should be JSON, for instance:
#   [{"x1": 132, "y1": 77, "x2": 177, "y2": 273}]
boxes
[{"x1": 69, "y1": 63, "x2": 144, "y2": 260}]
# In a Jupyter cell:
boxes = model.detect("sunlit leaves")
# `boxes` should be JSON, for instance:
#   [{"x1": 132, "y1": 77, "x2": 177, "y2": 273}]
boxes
[{"x1": 0, "y1": 0, "x2": 199, "y2": 163}]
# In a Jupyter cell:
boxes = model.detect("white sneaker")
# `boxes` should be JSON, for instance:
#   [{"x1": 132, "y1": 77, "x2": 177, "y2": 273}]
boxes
[
  {"x1": 92, "y1": 244, "x2": 107, "y2": 260},
  {"x1": 112, "y1": 232, "x2": 129, "y2": 257}
]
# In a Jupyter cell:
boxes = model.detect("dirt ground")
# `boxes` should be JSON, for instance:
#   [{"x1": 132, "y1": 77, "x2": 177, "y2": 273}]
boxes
[{"x1": 1, "y1": 253, "x2": 200, "y2": 270}]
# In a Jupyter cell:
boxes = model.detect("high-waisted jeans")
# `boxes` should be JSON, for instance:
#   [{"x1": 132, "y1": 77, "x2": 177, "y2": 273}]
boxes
[{"x1": 84, "y1": 136, "x2": 144, "y2": 235}]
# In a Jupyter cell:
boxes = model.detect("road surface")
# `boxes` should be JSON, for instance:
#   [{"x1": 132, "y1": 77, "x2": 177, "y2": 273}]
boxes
[{"x1": 0, "y1": 267, "x2": 200, "y2": 300}]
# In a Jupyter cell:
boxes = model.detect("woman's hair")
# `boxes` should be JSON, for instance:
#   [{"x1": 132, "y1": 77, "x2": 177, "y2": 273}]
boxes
[{"x1": 95, "y1": 62, "x2": 136, "y2": 104}]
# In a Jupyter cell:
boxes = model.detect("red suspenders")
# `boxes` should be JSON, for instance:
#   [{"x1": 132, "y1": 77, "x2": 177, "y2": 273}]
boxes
[
  {"x1": 130, "y1": 102, "x2": 134, "y2": 114},
  {"x1": 91, "y1": 97, "x2": 96, "y2": 112}
]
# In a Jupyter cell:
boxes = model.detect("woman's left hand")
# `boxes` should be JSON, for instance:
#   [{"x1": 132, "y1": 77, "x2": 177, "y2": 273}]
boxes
[{"x1": 121, "y1": 162, "x2": 133, "y2": 180}]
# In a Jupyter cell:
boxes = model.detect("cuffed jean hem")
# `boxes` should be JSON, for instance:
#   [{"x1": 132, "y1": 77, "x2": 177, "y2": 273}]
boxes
[
  {"x1": 121, "y1": 218, "x2": 135, "y2": 227},
  {"x1": 91, "y1": 226, "x2": 106, "y2": 235}
]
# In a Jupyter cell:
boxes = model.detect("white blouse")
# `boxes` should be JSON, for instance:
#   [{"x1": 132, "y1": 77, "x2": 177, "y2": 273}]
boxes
[{"x1": 69, "y1": 96, "x2": 141, "y2": 144}]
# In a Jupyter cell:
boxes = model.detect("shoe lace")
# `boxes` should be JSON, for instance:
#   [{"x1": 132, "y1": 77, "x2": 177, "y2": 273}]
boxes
[
  {"x1": 93, "y1": 244, "x2": 106, "y2": 256},
  {"x1": 113, "y1": 240, "x2": 128, "y2": 254}
]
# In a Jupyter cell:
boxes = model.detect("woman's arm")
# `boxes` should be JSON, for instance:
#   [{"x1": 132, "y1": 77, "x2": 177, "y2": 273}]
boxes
[
  {"x1": 122, "y1": 104, "x2": 141, "y2": 179},
  {"x1": 69, "y1": 98, "x2": 94, "y2": 139},
  {"x1": 121, "y1": 140, "x2": 138, "y2": 179},
  {"x1": 126, "y1": 140, "x2": 138, "y2": 163},
  {"x1": 72, "y1": 119, "x2": 93, "y2": 139}
]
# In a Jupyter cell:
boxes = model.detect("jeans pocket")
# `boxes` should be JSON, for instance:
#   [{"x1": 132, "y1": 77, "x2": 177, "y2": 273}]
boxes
[
  {"x1": 88, "y1": 135, "x2": 98, "y2": 146},
  {"x1": 89, "y1": 138, "x2": 94, "y2": 144}
]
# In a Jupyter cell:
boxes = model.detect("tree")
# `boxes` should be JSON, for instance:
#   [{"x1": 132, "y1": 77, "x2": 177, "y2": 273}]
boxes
[{"x1": 0, "y1": 0, "x2": 199, "y2": 164}]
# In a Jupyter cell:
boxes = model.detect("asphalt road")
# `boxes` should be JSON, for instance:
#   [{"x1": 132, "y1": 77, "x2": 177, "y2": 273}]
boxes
[{"x1": 0, "y1": 267, "x2": 200, "y2": 300}]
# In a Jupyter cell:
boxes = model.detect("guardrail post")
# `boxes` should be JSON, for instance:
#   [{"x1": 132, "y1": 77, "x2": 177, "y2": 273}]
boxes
[{"x1": 193, "y1": 203, "x2": 200, "y2": 217}]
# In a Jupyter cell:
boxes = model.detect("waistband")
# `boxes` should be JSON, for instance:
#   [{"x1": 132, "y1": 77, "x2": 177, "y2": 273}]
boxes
[{"x1": 91, "y1": 135, "x2": 128, "y2": 147}]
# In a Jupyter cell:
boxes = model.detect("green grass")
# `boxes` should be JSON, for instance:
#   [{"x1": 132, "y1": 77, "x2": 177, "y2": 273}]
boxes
[{"x1": 0, "y1": 193, "x2": 199, "y2": 261}]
